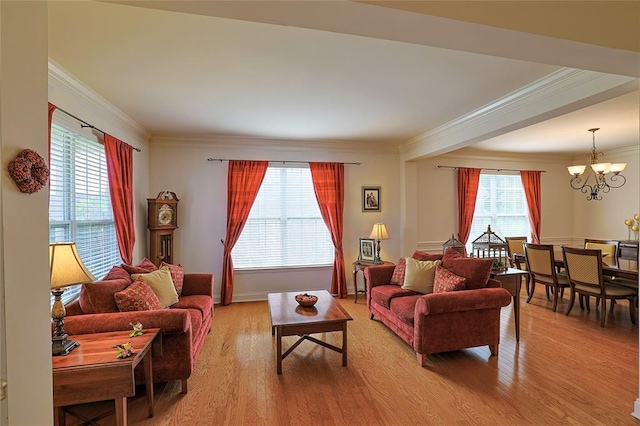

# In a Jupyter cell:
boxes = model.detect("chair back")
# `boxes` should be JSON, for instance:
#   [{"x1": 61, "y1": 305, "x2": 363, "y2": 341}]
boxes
[
  {"x1": 524, "y1": 243, "x2": 557, "y2": 283},
  {"x1": 506, "y1": 236, "x2": 528, "y2": 269},
  {"x1": 562, "y1": 246, "x2": 605, "y2": 294},
  {"x1": 584, "y1": 239, "x2": 619, "y2": 264}
]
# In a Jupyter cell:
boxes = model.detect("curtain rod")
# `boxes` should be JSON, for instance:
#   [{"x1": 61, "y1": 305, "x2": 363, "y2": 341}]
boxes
[
  {"x1": 207, "y1": 158, "x2": 361, "y2": 165},
  {"x1": 55, "y1": 107, "x2": 142, "y2": 152},
  {"x1": 437, "y1": 165, "x2": 546, "y2": 173}
]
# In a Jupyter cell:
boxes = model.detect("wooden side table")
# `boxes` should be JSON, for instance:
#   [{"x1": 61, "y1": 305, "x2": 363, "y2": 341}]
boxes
[
  {"x1": 352, "y1": 261, "x2": 394, "y2": 303},
  {"x1": 490, "y1": 268, "x2": 527, "y2": 342},
  {"x1": 52, "y1": 328, "x2": 162, "y2": 426}
]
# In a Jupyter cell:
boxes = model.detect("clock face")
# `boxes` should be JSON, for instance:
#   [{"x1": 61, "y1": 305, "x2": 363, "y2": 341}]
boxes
[{"x1": 158, "y1": 204, "x2": 173, "y2": 225}]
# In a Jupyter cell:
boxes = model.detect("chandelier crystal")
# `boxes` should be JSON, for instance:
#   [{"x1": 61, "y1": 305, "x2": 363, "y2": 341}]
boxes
[{"x1": 567, "y1": 128, "x2": 626, "y2": 201}]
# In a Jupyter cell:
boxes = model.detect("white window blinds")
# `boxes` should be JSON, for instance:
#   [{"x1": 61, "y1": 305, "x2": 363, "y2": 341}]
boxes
[
  {"x1": 467, "y1": 173, "x2": 531, "y2": 253},
  {"x1": 49, "y1": 121, "x2": 121, "y2": 304},
  {"x1": 232, "y1": 166, "x2": 334, "y2": 269}
]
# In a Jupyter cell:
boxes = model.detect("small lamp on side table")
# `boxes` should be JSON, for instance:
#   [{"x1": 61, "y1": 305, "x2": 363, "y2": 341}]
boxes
[
  {"x1": 369, "y1": 223, "x2": 390, "y2": 265},
  {"x1": 50, "y1": 242, "x2": 96, "y2": 356}
]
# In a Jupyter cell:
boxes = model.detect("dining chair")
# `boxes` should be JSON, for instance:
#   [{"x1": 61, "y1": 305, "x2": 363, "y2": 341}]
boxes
[
  {"x1": 506, "y1": 236, "x2": 530, "y2": 295},
  {"x1": 524, "y1": 243, "x2": 570, "y2": 312},
  {"x1": 562, "y1": 246, "x2": 636, "y2": 327},
  {"x1": 584, "y1": 239, "x2": 619, "y2": 266}
]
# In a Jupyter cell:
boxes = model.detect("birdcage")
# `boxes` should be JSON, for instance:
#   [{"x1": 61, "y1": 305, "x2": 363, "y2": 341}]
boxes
[
  {"x1": 471, "y1": 225, "x2": 508, "y2": 269},
  {"x1": 442, "y1": 233, "x2": 465, "y2": 255}
]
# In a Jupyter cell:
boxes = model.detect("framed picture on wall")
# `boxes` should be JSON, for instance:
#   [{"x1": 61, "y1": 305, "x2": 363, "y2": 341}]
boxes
[
  {"x1": 358, "y1": 238, "x2": 376, "y2": 263},
  {"x1": 362, "y1": 186, "x2": 381, "y2": 212}
]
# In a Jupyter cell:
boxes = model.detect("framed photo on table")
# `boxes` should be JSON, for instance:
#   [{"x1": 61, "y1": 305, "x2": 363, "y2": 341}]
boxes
[
  {"x1": 358, "y1": 238, "x2": 376, "y2": 263},
  {"x1": 362, "y1": 186, "x2": 381, "y2": 212}
]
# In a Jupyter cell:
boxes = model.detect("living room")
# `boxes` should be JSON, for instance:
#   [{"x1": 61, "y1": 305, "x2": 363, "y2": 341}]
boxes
[{"x1": 1, "y1": 1, "x2": 638, "y2": 425}]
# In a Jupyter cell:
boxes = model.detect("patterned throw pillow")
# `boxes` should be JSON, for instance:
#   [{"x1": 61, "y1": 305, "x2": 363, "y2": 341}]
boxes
[
  {"x1": 441, "y1": 247, "x2": 493, "y2": 289},
  {"x1": 433, "y1": 266, "x2": 467, "y2": 293},
  {"x1": 131, "y1": 266, "x2": 179, "y2": 308},
  {"x1": 122, "y1": 257, "x2": 158, "y2": 275},
  {"x1": 160, "y1": 261, "x2": 184, "y2": 296},
  {"x1": 390, "y1": 258, "x2": 406, "y2": 285},
  {"x1": 114, "y1": 277, "x2": 162, "y2": 312}
]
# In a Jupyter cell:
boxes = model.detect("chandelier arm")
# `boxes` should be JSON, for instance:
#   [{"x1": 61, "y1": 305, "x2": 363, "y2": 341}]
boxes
[{"x1": 606, "y1": 174, "x2": 626, "y2": 189}]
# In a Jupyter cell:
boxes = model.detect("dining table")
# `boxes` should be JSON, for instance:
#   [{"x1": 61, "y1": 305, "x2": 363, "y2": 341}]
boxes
[{"x1": 513, "y1": 250, "x2": 638, "y2": 287}]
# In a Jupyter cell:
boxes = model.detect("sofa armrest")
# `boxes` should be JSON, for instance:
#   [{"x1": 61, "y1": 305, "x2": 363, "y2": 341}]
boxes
[
  {"x1": 63, "y1": 309, "x2": 191, "y2": 336},
  {"x1": 364, "y1": 263, "x2": 395, "y2": 288},
  {"x1": 486, "y1": 278, "x2": 501, "y2": 288},
  {"x1": 415, "y1": 287, "x2": 512, "y2": 317},
  {"x1": 181, "y1": 273, "x2": 214, "y2": 297}
]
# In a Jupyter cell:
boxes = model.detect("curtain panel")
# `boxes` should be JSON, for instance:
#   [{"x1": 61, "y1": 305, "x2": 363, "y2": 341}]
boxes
[
  {"x1": 456, "y1": 167, "x2": 481, "y2": 251},
  {"x1": 104, "y1": 134, "x2": 135, "y2": 265},
  {"x1": 520, "y1": 170, "x2": 542, "y2": 244},
  {"x1": 221, "y1": 160, "x2": 268, "y2": 305},
  {"x1": 309, "y1": 162, "x2": 347, "y2": 298}
]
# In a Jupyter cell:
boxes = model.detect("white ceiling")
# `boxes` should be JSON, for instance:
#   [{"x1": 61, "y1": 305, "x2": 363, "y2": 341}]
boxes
[{"x1": 47, "y1": 1, "x2": 639, "y2": 156}]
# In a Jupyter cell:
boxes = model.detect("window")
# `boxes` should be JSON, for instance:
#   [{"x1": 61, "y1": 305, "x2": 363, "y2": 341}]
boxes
[
  {"x1": 232, "y1": 166, "x2": 334, "y2": 269},
  {"x1": 466, "y1": 173, "x2": 531, "y2": 253},
  {"x1": 49, "y1": 120, "x2": 121, "y2": 304}
]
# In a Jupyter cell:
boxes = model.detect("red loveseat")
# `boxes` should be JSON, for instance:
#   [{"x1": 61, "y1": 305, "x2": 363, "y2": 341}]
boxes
[
  {"x1": 63, "y1": 267, "x2": 214, "y2": 394},
  {"x1": 365, "y1": 249, "x2": 511, "y2": 366}
]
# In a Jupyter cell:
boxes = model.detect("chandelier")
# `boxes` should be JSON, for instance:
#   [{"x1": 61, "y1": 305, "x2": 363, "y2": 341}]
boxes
[{"x1": 567, "y1": 128, "x2": 626, "y2": 201}]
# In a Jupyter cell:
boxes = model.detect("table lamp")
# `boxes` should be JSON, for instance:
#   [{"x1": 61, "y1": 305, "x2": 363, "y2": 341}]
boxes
[
  {"x1": 50, "y1": 242, "x2": 95, "y2": 356},
  {"x1": 369, "y1": 223, "x2": 390, "y2": 265}
]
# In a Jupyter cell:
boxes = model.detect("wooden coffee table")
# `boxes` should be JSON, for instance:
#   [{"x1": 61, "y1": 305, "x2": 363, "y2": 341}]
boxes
[
  {"x1": 52, "y1": 328, "x2": 162, "y2": 426},
  {"x1": 268, "y1": 290, "x2": 353, "y2": 374}
]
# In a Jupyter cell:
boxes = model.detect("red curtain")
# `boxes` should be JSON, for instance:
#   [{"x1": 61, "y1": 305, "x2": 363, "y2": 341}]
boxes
[
  {"x1": 457, "y1": 167, "x2": 481, "y2": 249},
  {"x1": 221, "y1": 160, "x2": 268, "y2": 305},
  {"x1": 48, "y1": 103, "x2": 57, "y2": 162},
  {"x1": 309, "y1": 162, "x2": 347, "y2": 298},
  {"x1": 104, "y1": 134, "x2": 135, "y2": 265},
  {"x1": 520, "y1": 170, "x2": 542, "y2": 244}
]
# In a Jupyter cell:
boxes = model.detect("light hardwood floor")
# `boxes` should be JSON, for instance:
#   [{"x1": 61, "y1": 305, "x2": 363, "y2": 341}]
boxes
[{"x1": 64, "y1": 285, "x2": 639, "y2": 425}]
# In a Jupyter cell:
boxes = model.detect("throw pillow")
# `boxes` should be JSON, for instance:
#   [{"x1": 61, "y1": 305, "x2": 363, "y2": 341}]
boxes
[
  {"x1": 433, "y1": 266, "x2": 467, "y2": 293},
  {"x1": 401, "y1": 257, "x2": 442, "y2": 294},
  {"x1": 103, "y1": 265, "x2": 133, "y2": 284},
  {"x1": 412, "y1": 251, "x2": 444, "y2": 262},
  {"x1": 78, "y1": 279, "x2": 131, "y2": 314},
  {"x1": 131, "y1": 266, "x2": 179, "y2": 308},
  {"x1": 441, "y1": 248, "x2": 493, "y2": 290},
  {"x1": 122, "y1": 257, "x2": 158, "y2": 275},
  {"x1": 390, "y1": 258, "x2": 406, "y2": 285},
  {"x1": 114, "y1": 277, "x2": 163, "y2": 312},
  {"x1": 160, "y1": 261, "x2": 184, "y2": 296}
]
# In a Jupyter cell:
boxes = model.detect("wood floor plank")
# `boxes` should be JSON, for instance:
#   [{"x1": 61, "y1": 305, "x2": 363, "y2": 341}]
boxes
[{"x1": 64, "y1": 285, "x2": 639, "y2": 425}]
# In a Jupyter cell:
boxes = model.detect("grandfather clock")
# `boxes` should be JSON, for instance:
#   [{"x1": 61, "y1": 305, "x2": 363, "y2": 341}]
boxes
[{"x1": 147, "y1": 191, "x2": 179, "y2": 266}]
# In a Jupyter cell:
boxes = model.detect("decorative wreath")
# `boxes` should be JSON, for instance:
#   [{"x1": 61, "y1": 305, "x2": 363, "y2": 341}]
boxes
[{"x1": 8, "y1": 149, "x2": 50, "y2": 194}]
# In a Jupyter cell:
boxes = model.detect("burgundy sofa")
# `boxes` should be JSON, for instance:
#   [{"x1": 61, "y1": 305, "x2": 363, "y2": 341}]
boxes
[
  {"x1": 365, "y1": 249, "x2": 511, "y2": 366},
  {"x1": 63, "y1": 270, "x2": 214, "y2": 393}
]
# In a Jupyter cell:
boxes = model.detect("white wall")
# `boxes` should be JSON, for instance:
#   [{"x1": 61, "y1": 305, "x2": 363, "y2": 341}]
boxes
[
  {"x1": 149, "y1": 138, "x2": 401, "y2": 302},
  {"x1": 0, "y1": 2, "x2": 52, "y2": 424}
]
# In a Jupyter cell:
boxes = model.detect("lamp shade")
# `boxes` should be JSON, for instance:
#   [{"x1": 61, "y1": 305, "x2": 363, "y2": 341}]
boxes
[
  {"x1": 591, "y1": 162, "x2": 611, "y2": 174},
  {"x1": 369, "y1": 223, "x2": 390, "y2": 240},
  {"x1": 609, "y1": 163, "x2": 627, "y2": 173},
  {"x1": 567, "y1": 165, "x2": 586, "y2": 176},
  {"x1": 49, "y1": 242, "x2": 96, "y2": 290}
]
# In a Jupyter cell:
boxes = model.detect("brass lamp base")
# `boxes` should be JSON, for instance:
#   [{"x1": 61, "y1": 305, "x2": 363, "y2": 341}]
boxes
[{"x1": 52, "y1": 333, "x2": 79, "y2": 356}]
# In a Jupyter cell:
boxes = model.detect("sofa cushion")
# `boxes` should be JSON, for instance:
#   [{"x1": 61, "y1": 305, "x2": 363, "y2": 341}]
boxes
[
  {"x1": 402, "y1": 258, "x2": 441, "y2": 294},
  {"x1": 161, "y1": 261, "x2": 185, "y2": 296},
  {"x1": 172, "y1": 295, "x2": 213, "y2": 318},
  {"x1": 122, "y1": 257, "x2": 158, "y2": 275},
  {"x1": 114, "y1": 277, "x2": 163, "y2": 312},
  {"x1": 390, "y1": 258, "x2": 406, "y2": 285},
  {"x1": 433, "y1": 266, "x2": 467, "y2": 293},
  {"x1": 103, "y1": 265, "x2": 133, "y2": 283},
  {"x1": 132, "y1": 266, "x2": 179, "y2": 308},
  {"x1": 371, "y1": 285, "x2": 419, "y2": 310},
  {"x1": 79, "y1": 278, "x2": 131, "y2": 314},
  {"x1": 442, "y1": 248, "x2": 493, "y2": 290},
  {"x1": 412, "y1": 251, "x2": 444, "y2": 262},
  {"x1": 389, "y1": 294, "x2": 422, "y2": 326}
]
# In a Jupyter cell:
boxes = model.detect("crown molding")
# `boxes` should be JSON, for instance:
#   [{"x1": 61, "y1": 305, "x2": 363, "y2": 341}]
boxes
[
  {"x1": 399, "y1": 68, "x2": 637, "y2": 161},
  {"x1": 48, "y1": 59, "x2": 151, "y2": 143},
  {"x1": 151, "y1": 134, "x2": 399, "y2": 155},
  {"x1": 434, "y1": 150, "x2": 573, "y2": 165}
]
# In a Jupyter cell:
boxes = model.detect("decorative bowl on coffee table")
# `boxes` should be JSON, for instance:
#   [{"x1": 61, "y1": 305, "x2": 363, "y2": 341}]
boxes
[{"x1": 295, "y1": 293, "x2": 318, "y2": 307}]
